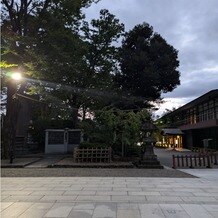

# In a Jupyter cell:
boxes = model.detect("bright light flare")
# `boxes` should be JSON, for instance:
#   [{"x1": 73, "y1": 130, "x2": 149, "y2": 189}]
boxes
[{"x1": 11, "y1": 72, "x2": 22, "y2": 81}]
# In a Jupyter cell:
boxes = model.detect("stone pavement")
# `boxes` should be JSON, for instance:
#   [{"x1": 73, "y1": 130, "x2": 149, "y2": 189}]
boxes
[{"x1": 1, "y1": 171, "x2": 218, "y2": 218}]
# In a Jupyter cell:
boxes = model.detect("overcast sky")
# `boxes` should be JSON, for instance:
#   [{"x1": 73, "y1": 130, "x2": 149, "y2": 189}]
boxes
[{"x1": 84, "y1": 0, "x2": 218, "y2": 116}]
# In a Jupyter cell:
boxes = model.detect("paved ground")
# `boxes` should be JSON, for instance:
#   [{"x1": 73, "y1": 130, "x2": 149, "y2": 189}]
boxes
[
  {"x1": 154, "y1": 148, "x2": 198, "y2": 167},
  {"x1": 1, "y1": 172, "x2": 218, "y2": 217},
  {"x1": 1, "y1": 149, "x2": 218, "y2": 217},
  {"x1": 25, "y1": 157, "x2": 64, "y2": 168}
]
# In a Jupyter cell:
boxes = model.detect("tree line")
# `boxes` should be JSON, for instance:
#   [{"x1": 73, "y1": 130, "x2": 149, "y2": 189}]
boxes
[{"x1": 1, "y1": 0, "x2": 180, "y2": 157}]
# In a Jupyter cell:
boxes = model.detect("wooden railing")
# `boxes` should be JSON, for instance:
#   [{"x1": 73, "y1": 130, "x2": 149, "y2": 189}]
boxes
[
  {"x1": 172, "y1": 154, "x2": 217, "y2": 169},
  {"x1": 73, "y1": 147, "x2": 112, "y2": 163}
]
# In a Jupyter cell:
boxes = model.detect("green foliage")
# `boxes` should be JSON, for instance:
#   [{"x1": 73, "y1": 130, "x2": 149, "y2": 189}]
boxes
[
  {"x1": 79, "y1": 108, "x2": 150, "y2": 157},
  {"x1": 1, "y1": 1, "x2": 181, "y2": 158},
  {"x1": 79, "y1": 142, "x2": 108, "y2": 149}
]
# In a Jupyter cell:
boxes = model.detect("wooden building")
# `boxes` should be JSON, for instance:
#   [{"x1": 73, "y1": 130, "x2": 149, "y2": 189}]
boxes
[{"x1": 158, "y1": 89, "x2": 218, "y2": 150}]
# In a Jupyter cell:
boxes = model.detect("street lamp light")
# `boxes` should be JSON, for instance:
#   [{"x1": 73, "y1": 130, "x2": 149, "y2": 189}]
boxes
[{"x1": 11, "y1": 72, "x2": 22, "y2": 81}]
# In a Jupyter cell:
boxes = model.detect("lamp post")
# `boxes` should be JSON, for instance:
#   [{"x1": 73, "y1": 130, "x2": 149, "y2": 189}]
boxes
[{"x1": 5, "y1": 71, "x2": 22, "y2": 163}]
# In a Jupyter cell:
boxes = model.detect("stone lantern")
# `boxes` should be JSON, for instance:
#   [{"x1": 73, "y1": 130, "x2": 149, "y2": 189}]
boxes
[{"x1": 137, "y1": 121, "x2": 163, "y2": 168}]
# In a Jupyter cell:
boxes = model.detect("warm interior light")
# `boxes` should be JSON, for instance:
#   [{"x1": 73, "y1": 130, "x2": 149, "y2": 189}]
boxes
[{"x1": 11, "y1": 72, "x2": 22, "y2": 81}]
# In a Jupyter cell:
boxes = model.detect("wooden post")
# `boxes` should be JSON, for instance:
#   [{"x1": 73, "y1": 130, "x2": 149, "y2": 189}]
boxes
[
  {"x1": 214, "y1": 154, "x2": 218, "y2": 165},
  {"x1": 185, "y1": 155, "x2": 188, "y2": 167},
  {"x1": 203, "y1": 155, "x2": 206, "y2": 167},
  {"x1": 189, "y1": 155, "x2": 193, "y2": 168},
  {"x1": 177, "y1": 155, "x2": 180, "y2": 167},
  {"x1": 194, "y1": 155, "x2": 197, "y2": 167},
  {"x1": 109, "y1": 147, "x2": 112, "y2": 163},
  {"x1": 206, "y1": 155, "x2": 211, "y2": 168},
  {"x1": 172, "y1": 155, "x2": 176, "y2": 168},
  {"x1": 198, "y1": 155, "x2": 201, "y2": 166},
  {"x1": 181, "y1": 156, "x2": 184, "y2": 167}
]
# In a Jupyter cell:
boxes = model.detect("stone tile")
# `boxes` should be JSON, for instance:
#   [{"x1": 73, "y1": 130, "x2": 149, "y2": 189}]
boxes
[
  {"x1": 76, "y1": 195, "x2": 111, "y2": 202},
  {"x1": 50, "y1": 187, "x2": 83, "y2": 191},
  {"x1": 172, "y1": 188, "x2": 206, "y2": 193},
  {"x1": 23, "y1": 187, "x2": 54, "y2": 191},
  {"x1": 96, "y1": 191, "x2": 127, "y2": 196},
  {"x1": 83, "y1": 187, "x2": 112, "y2": 191},
  {"x1": 5, "y1": 195, "x2": 43, "y2": 202},
  {"x1": 18, "y1": 202, "x2": 54, "y2": 218},
  {"x1": 204, "y1": 189, "x2": 218, "y2": 193},
  {"x1": 40, "y1": 195, "x2": 77, "y2": 202},
  {"x1": 117, "y1": 209, "x2": 141, "y2": 218},
  {"x1": 0, "y1": 202, "x2": 14, "y2": 212},
  {"x1": 146, "y1": 196, "x2": 183, "y2": 203},
  {"x1": 1, "y1": 202, "x2": 33, "y2": 217},
  {"x1": 160, "y1": 191, "x2": 194, "y2": 197},
  {"x1": 202, "y1": 204, "x2": 218, "y2": 212},
  {"x1": 1, "y1": 195, "x2": 10, "y2": 200},
  {"x1": 2, "y1": 191, "x2": 33, "y2": 195},
  {"x1": 113, "y1": 187, "x2": 142, "y2": 191},
  {"x1": 54, "y1": 186, "x2": 83, "y2": 191},
  {"x1": 193, "y1": 192, "x2": 218, "y2": 197},
  {"x1": 129, "y1": 191, "x2": 161, "y2": 196},
  {"x1": 73, "y1": 203, "x2": 95, "y2": 210},
  {"x1": 44, "y1": 203, "x2": 74, "y2": 217},
  {"x1": 159, "y1": 204, "x2": 190, "y2": 218},
  {"x1": 112, "y1": 195, "x2": 146, "y2": 202},
  {"x1": 64, "y1": 191, "x2": 96, "y2": 196},
  {"x1": 181, "y1": 196, "x2": 218, "y2": 203},
  {"x1": 1, "y1": 187, "x2": 24, "y2": 191},
  {"x1": 68, "y1": 209, "x2": 93, "y2": 218},
  {"x1": 142, "y1": 188, "x2": 173, "y2": 192},
  {"x1": 181, "y1": 204, "x2": 213, "y2": 218},
  {"x1": 117, "y1": 203, "x2": 139, "y2": 210},
  {"x1": 139, "y1": 203, "x2": 165, "y2": 218},
  {"x1": 208, "y1": 211, "x2": 218, "y2": 217},
  {"x1": 30, "y1": 190, "x2": 65, "y2": 196},
  {"x1": 92, "y1": 203, "x2": 116, "y2": 218}
]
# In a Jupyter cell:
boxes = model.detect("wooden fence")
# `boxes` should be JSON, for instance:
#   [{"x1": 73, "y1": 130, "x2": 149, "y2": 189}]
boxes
[
  {"x1": 73, "y1": 147, "x2": 112, "y2": 163},
  {"x1": 172, "y1": 154, "x2": 217, "y2": 169},
  {"x1": 191, "y1": 147, "x2": 216, "y2": 153}
]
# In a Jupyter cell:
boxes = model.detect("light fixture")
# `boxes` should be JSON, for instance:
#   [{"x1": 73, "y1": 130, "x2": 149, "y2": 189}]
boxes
[{"x1": 11, "y1": 72, "x2": 22, "y2": 81}]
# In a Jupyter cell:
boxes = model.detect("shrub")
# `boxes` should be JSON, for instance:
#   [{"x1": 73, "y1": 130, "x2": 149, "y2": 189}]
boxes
[{"x1": 79, "y1": 142, "x2": 109, "y2": 149}]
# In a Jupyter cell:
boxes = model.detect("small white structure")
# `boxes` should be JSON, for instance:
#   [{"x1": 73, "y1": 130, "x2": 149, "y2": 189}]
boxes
[{"x1": 45, "y1": 129, "x2": 82, "y2": 154}]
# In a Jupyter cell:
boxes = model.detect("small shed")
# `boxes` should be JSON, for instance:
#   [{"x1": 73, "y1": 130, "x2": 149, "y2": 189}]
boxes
[{"x1": 45, "y1": 129, "x2": 82, "y2": 154}]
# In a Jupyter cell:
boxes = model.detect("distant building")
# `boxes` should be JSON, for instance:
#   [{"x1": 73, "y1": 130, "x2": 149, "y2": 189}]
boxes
[
  {"x1": 158, "y1": 89, "x2": 218, "y2": 150},
  {"x1": 15, "y1": 94, "x2": 47, "y2": 154}
]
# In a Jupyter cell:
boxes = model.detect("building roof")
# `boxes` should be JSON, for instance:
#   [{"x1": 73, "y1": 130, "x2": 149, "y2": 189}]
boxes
[
  {"x1": 162, "y1": 89, "x2": 218, "y2": 118},
  {"x1": 161, "y1": 128, "x2": 184, "y2": 135}
]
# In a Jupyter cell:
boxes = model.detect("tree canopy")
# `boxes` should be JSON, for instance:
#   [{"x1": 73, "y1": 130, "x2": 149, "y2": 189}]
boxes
[
  {"x1": 1, "y1": 2, "x2": 180, "y2": 119},
  {"x1": 115, "y1": 23, "x2": 180, "y2": 103}
]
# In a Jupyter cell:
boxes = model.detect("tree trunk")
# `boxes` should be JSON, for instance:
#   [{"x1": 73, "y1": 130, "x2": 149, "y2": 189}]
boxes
[
  {"x1": 2, "y1": 81, "x2": 18, "y2": 159},
  {"x1": 70, "y1": 94, "x2": 79, "y2": 128}
]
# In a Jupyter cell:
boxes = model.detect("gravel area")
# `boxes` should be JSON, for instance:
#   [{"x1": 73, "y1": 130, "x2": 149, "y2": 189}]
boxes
[
  {"x1": 1, "y1": 168, "x2": 196, "y2": 177},
  {"x1": 52, "y1": 158, "x2": 134, "y2": 168}
]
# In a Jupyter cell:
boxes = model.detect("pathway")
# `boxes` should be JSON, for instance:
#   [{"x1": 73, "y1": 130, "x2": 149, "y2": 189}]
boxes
[{"x1": 1, "y1": 173, "x2": 218, "y2": 217}]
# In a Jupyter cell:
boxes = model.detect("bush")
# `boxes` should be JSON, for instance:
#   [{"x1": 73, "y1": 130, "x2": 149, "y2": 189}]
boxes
[{"x1": 79, "y1": 142, "x2": 109, "y2": 149}]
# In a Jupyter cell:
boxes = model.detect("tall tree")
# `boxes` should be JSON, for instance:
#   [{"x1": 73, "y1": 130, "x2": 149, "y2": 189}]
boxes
[
  {"x1": 1, "y1": 0, "x2": 99, "y2": 158},
  {"x1": 115, "y1": 23, "x2": 180, "y2": 105},
  {"x1": 79, "y1": 9, "x2": 124, "y2": 112}
]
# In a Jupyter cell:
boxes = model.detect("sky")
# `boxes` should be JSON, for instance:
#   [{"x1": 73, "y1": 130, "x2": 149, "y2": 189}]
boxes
[{"x1": 84, "y1": 0, "x2": 218, "y2": 116}]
